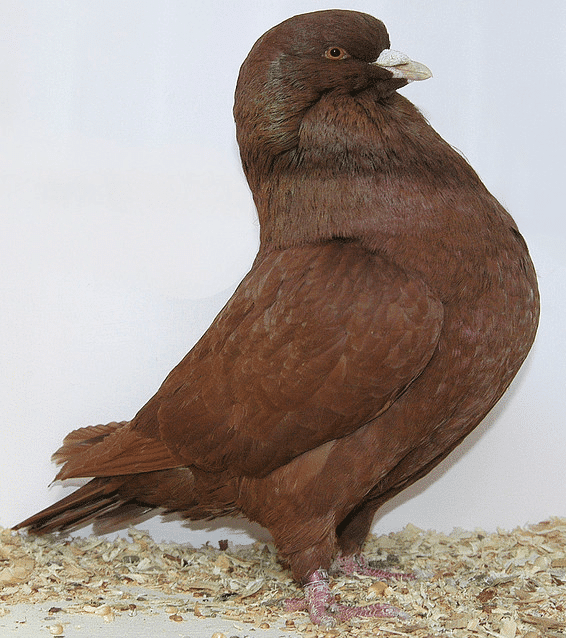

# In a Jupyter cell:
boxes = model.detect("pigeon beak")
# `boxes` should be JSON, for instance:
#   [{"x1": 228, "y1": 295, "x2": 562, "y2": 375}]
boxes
[{"x1": 373, "y1": 49, "x2": 432, "y2": 82}]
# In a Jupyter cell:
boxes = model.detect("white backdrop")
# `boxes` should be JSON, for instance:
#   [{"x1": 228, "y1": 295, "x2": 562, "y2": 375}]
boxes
[{"x1": 2, "y1": 0, "x2": 564, "y2": 546}]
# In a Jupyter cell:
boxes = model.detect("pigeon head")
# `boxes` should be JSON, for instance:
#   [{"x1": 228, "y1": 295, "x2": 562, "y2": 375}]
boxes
[{"x1": 234, "y1": 9, "x2": 431, "y2": 189}]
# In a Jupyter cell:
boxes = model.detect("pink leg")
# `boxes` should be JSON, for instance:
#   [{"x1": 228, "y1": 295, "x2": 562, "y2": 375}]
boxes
[
  {"x1": 333, "y1": 553, "x2": 415, "y2": 580},
  {"x1": 285, "y1": 569, "x2": 408, "y2": 627}
]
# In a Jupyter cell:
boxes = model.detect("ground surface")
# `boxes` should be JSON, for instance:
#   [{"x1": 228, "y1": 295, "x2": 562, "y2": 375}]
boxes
[{"x1": 1, "y1": 519, "x2": 565, "y2": 637}]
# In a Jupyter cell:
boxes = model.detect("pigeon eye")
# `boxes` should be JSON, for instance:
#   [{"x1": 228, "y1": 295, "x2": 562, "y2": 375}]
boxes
[{"x1": 325, "y1": 47, "x2": 349, "y2": 60}]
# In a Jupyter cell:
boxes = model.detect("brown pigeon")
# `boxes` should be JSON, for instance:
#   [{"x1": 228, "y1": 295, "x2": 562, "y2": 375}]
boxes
[{"x1": 15, "y1": 9, "x2": 539, "y2": 627}]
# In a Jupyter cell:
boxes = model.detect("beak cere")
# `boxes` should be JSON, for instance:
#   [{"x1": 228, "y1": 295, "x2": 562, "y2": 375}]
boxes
[{"x1": 374, "y1": 48, "x2": 432, "y2": 82}]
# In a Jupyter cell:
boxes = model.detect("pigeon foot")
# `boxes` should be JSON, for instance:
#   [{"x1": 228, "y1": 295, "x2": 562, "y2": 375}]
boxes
[{"x1": 285, "y1": 569, "x2": 408, "y2": 626}]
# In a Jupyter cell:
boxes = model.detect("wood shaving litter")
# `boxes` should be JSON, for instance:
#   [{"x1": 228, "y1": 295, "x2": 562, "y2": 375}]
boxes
[{"x1": 0, "y1": 519, "x2": 564, "y2": 637}]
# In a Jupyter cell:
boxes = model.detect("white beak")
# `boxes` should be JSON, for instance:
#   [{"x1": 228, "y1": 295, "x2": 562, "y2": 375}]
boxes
[{"x1": 374, "y1": 49, "x2": 432, "y2": 82}]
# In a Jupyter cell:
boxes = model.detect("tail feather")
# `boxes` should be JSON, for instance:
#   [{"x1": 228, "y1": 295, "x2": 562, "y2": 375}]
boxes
[
  {"x1": 14, "y1": 420, "x2": 240, "y2": 535},
  {"x1": 13, "y1": 422, "x2": 160, "y2": 534},
  {"x1": 13, "y1": 477, "x2": 136, "y2": 534}
]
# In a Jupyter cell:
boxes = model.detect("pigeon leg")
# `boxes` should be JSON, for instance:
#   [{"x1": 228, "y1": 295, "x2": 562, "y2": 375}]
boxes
[
  {"x1": 335, "y1": 500, "x2": 415, "y2": 579},
  {"x1": 299, "y1": 570, "x2": 337, "y2": 627},
  {"x1": 285, "y1": 569, "x2": 408, "y2": 626},
  {"x1": 336, "y1": 500, "x2": 378, "y2": 556}
]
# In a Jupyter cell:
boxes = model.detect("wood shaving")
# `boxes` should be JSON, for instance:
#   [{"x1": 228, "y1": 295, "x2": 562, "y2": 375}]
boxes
[{"x1": 1, "y1": 519, "x2": 565, "y2": 637}]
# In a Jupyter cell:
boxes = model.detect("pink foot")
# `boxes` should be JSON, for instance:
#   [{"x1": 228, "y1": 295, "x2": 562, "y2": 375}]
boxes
[
  {"x1": 285, "y1": 569, "x2": 408, "y2": 627},
  {"x1": 333, "y1": 553, "x2": 415, "y2": 580}
]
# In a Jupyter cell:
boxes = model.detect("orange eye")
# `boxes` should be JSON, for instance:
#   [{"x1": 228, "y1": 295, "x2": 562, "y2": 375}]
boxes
[{"x1": 324, "y1": 47, "x2": 349, "y2": 60}]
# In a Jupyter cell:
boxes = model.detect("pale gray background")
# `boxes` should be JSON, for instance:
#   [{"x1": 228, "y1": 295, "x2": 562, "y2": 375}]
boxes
[{"x1": 2, "y1": 0, "x2": 564, "y2": 546}]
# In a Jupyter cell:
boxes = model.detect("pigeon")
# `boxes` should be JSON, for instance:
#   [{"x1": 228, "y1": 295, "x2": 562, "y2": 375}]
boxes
[{"x1": 15, "y1": 9, "x2": 539, "y2": 627}]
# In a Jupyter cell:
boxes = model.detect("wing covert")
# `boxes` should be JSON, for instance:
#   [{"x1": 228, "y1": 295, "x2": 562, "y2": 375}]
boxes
[{"x1": 149, "y1": 241, "x2": 443, "y2": 476}]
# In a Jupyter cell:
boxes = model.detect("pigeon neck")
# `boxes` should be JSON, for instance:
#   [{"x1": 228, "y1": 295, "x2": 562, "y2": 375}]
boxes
[{"x1": 247, "y1": 94, "x2": 477, "y2": 251}]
